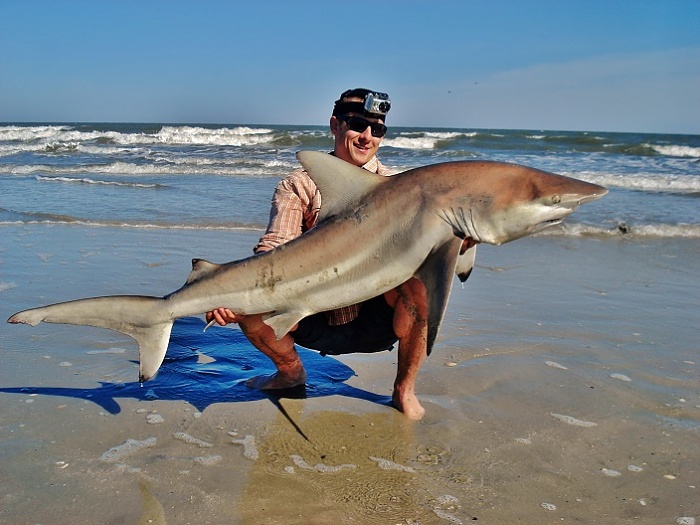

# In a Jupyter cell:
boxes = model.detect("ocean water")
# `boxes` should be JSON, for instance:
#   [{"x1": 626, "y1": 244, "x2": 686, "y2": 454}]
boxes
[
  {"x1": 1, "y1": 124, "x2": 699, "y2": 524},
  {"x1": 1, "y1": 123, "x2": 698, "y2": 238}
]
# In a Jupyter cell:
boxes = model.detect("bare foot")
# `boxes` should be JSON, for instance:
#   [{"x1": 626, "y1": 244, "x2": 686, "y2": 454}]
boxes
[
  {"x1": 392, "y1": 390, "x2": 426, "y2": 420},
  {"x1": 246, "y1": 369, "x2": 306, "y2": 390}
]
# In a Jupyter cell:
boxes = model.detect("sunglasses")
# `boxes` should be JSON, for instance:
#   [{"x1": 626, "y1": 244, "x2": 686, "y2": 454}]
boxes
[{"x1": 339, "y1": 115, "x2": 387, "y2": 138}]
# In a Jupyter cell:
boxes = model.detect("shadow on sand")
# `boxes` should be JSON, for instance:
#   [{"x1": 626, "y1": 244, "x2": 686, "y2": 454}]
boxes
[{"x1": 1, "y1": 317, "x2": 392, "y2": 414}]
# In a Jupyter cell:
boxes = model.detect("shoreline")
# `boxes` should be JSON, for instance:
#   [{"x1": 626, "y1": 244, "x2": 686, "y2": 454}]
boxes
[{"x1": 1, "y1": 224, "x2": 698, "y2": 524}]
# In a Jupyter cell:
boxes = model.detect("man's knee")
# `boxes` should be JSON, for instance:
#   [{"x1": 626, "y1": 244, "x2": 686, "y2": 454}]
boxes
[
  {"x1": 239, "y1": 314, "x2": 299, "y2": 344},
  {"x1": 398, "y1": 278, "x2": 429, "y2": 314},
  {"x1": 384, "y1": 278, "x2": 427, "y2": 308},
  {"x1": 389, "y1": 278, "x2": 429, "y2": 338},
  {"x1": 239, "y1": 314, "x2": 270, "y2": 337}
]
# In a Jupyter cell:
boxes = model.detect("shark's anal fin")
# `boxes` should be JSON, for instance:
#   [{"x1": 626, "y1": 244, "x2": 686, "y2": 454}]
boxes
[
  {"x1": 262, "y1": 311, "x2": 307, "y2": 340},
  {"x1": 415, "y1": 237, "x2": 463, "y2": 355}
]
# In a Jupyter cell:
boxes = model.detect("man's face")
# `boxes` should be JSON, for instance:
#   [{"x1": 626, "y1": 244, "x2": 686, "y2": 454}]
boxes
[{"x1": 330, "y1": 109, "x2": 384, "y2": 166}]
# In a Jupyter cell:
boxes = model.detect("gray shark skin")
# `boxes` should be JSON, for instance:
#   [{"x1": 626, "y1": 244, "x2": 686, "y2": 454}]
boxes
[{"x1": 8, "y1": 151, "x2": 607, "y2": 382}]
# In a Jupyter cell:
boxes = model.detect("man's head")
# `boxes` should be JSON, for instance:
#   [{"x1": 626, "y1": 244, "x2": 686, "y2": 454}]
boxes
[{"x1": 330, "y1": 88, "x2": 391, "y2": 166}]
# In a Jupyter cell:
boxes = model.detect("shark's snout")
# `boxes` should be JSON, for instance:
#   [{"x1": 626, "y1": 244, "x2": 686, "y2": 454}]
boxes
[
  {"x1": 579, "y1": 185, "x2": 608, "y2": 204},
  {"x1": 559, "y1": 185, "x2": 608, "y2": 208},
  {"x1": 533, "y1": 184, "x2": 607, "y2": 231},
  {"x1": 545, "y1": 185, "x2": 607, "y2": 223}
]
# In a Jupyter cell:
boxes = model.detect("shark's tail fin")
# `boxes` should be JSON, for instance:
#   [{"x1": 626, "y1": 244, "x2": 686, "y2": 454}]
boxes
[{"x1": 7, "y1": 295, "x2": 172, "y2": 382}]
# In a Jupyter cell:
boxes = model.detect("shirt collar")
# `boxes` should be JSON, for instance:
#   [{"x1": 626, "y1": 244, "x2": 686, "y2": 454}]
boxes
[{"x1": 361, "y1": 156, "x2": 380, "y2": 173}]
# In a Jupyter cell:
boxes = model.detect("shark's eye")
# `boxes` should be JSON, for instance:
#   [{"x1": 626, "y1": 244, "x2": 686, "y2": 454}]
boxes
[{"x1": 551, "y1": 195, "x2": 561, "y2": 204}]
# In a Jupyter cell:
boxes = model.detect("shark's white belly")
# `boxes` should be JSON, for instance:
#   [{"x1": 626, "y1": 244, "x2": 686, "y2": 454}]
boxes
[{"x1": 167, "y1": 210, "x2": 444, "y2": 319}]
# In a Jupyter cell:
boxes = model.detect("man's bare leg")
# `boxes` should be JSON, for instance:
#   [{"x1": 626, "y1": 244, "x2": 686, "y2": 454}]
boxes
[
  {"x1": 385, "y1": 278, "x2": 429, "y2": 420},
  {"x1": 239, "y1": 314, "x2": 306, "y2": 389},
  {"x1": 207, "y1": 308, "x2": 306, "y2": 389}
]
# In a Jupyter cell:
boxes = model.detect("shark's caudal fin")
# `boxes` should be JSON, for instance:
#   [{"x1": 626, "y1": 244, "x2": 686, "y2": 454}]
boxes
[{"x1": 7, "y1": 296, "x2": 171, "y2": 382}]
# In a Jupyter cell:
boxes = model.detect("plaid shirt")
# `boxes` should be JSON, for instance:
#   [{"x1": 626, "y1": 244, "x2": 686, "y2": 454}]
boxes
[{"x1": 254, "y1": 155, "x2": 391, "y2": 325}]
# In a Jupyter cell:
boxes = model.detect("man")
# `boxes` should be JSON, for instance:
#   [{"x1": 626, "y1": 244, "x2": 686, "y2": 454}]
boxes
[{"x1": 207, "y1": 88, "x2": 430, "y2": 420}]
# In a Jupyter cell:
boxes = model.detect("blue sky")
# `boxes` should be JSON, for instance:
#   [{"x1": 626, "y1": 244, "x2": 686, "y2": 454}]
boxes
[{"x1": 1, "y1": 1, "x2": 698, "y2": 133}]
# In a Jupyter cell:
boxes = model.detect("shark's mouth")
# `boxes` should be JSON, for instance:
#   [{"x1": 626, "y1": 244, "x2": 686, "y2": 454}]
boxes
[
  {"x1": 533, "y1": 218, "x2": 565, "y2": 233},
  {"x1": 543, "y1": 218, "x2": 564, "y2": 226}
]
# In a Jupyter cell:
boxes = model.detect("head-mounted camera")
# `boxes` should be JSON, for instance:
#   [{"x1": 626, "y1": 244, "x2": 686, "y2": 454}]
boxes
[
  {"x1": 333, "y1": 88, "x2": 392, "y2": 120},
  {"x1": 363, "y1": 92, "x2": 391, "y2": 117}
]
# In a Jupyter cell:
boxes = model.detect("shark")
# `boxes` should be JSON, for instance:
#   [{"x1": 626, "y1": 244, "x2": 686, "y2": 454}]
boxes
[{"x1": 7, "y1": 151, "x2": 607, "y2": 382}]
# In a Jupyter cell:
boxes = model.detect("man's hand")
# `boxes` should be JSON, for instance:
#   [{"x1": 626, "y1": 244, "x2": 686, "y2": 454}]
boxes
[{"x1": 205, "y1": 307, "x2": 243, "y2": 327}]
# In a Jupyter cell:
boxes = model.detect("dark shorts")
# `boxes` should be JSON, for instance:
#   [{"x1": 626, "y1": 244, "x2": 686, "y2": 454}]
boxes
[{"x1": 292, "y1": 295, "x2": 398, "y2": 356}]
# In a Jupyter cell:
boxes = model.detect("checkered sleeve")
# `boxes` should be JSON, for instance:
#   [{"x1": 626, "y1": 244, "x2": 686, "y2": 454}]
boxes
[{"x1": 254, "y1": 168, "x2": 319, "y2": 254}]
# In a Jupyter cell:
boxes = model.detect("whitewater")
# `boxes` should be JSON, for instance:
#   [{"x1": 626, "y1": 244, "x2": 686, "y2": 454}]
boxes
[{"x1": 1, "y1": 123, "x2": 698, "y2": 238}]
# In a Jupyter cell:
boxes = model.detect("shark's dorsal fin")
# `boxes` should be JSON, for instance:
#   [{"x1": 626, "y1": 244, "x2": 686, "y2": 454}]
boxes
[
  {"x1": 296, "y1": 150, "x2": 387, "y2": 222},
  {"x1": 186, "y1": 259, "x2": 222, "y2": 285}
]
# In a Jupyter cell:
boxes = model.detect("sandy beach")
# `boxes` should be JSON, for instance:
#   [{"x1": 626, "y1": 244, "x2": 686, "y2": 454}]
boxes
[{"x1": 1, "y1": 223, "x2": 698, "y2": 524}]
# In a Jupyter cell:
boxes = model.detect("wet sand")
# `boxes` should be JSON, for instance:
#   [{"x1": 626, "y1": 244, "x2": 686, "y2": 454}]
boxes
[{"x1": 1, "y1": 224, "x2": 698, "y2": 524}]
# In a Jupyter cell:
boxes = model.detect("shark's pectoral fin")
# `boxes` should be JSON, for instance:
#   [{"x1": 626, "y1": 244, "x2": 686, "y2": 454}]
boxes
[
  {"x1": 133, "y1": 321, "x2": 175, "y2": 382},
  {"x1": 262, "y1": 311, "x2": 308, "y2": 340},
  {"x1": 416, "y1": 237, "x2": 463, "y2": 355},
  {"x1": 455, "y1": 244, "x2": 477, "y2": 283}
]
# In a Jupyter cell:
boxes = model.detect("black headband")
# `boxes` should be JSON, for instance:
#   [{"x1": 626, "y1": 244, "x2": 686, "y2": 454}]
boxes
[{"x1": 333, "y1": 101, "x2": 374, "y2": 117}]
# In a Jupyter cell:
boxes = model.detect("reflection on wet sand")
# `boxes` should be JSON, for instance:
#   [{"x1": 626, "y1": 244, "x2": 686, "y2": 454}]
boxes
[{"x1": 234, "y1": 404, "x2": 471, "y2": 524}]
